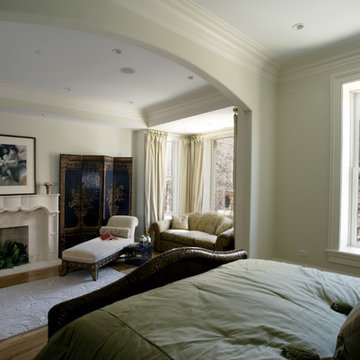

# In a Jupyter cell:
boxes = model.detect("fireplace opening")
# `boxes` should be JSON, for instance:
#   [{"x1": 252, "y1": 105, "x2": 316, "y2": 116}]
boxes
[{"x1": 0, "y1": 226, "x2": 29, "y2": 270}]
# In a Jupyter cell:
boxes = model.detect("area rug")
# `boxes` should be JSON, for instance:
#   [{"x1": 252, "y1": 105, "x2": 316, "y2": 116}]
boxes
[{"x1": 0, "y1": 267, "x2": 125, "y2": 340}]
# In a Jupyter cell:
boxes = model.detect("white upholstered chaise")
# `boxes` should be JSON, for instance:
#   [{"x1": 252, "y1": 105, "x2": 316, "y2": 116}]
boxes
[{"x1": 61, "y1": 216, "x2": 138, "y2": 280}]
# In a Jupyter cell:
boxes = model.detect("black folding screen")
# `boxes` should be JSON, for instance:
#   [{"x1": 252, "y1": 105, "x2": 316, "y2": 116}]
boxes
[{"x1": 59, "y1": 154, "x2": 132, "y2": 255}]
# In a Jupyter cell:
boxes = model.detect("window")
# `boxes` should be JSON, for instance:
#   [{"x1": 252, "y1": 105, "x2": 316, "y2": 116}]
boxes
[
  {"x1": 164, "y1": 137, "x2": 179, "y2": 217},
  {"x1": 328, "y1": 73, "x2": 360, "y2": 266},
  {"x1": 164, "y1": 132, "x2": 234, "y2": 217},
  {"x1": 344, "y1": 86, "x2": 360, "y2": 248},
  {"x1": 165, "y1": 138, "x2": 173, "y2": 216},
  {"x1": 354, "y1": 93, "x2": 360, "y2": 248},
  {"x1": 212, "y1": 136, "x2": 234, "y2": 213}
]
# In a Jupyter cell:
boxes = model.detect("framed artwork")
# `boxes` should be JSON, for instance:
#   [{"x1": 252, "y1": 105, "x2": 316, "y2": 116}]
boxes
[{"x1": 0, "y1": 134, "x2": 36, "y2": 195}]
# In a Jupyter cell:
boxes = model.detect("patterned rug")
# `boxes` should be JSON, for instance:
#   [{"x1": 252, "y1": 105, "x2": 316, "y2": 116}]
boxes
[{"x1": 0, "y1": 267, "x2": 125, "y2": 340}]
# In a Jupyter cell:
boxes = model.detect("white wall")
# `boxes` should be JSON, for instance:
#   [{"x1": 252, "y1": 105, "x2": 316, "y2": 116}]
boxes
[
  {"x1": 277, "y1": 43, "x2": 360, "y2": 275},
  {"x1": 0, "y1": 113, "x2": 132, "y2": 194}
]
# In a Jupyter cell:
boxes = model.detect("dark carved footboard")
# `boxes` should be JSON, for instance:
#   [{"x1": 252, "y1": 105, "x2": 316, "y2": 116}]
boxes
[{"x1": 48, "y1": 247, "x2": 247, "y2": 338}]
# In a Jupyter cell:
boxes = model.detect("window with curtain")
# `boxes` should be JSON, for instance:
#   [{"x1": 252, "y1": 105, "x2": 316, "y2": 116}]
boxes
[
  {"x1": 211, "y1": 136, "x2": 234, "y2": 213},
  {"x1": 163, "y1": 132, "x2": 234, "y2": 217}
]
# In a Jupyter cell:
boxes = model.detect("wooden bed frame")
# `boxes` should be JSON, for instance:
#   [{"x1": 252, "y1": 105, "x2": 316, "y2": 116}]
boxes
[{"x1": 48, "y1": 247, "x2": 247, "y2": 338}]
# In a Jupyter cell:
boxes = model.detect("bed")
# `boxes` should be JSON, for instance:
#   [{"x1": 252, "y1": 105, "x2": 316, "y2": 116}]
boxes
[{"x1": 35, "y1": 248, "x2": 360, "y2": 360}]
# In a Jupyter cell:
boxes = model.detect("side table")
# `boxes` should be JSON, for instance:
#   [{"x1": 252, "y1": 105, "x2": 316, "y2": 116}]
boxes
[{"x1": 123, "y1": 242, "x2": 152, "y2": 266}]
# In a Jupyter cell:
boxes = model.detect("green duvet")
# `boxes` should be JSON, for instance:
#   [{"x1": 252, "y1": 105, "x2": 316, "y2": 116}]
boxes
[{"x1": 35, "y1": 260, "x2": 360, "y2": 359}]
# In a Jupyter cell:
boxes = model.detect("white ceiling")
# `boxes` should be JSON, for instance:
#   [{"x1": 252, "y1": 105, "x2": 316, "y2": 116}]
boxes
[
  {"x1": 0, "y1": 21, "x2": 207, "y2": 108},
  {"x1": 194, "y1": 0, "x2": 360, "y2": 61},
  {"x1": 1, "y1": 1, "x2": 360, "y2": 133}
]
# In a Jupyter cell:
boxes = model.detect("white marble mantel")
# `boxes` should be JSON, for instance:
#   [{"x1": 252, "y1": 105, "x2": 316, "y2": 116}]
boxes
[
  {"x1": 0, "y1": 194, "x2": 60, "y2": 272},
  {"x1": 0, "y1": 194, "x2": 59, "y2": 214}
]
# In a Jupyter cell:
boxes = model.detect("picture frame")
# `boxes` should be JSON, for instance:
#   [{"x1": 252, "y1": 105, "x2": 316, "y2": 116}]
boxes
[{"x1": 0, "y1": 134, "x2": 36, "y2": 195}]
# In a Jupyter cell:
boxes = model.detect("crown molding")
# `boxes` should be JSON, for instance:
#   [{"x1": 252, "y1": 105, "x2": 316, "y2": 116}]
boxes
[
  {"x1": 117, "y1": 0, "x2": 280, "y2": 82},
  {"x1": 279, "y1": 38, "x2": 360, "y2": 83},
  {"x1": 0, "y1": 81, "x2": 231, "y2": 130},
  {"x1": 0, "y1": 80, "x2": 145, "y2": 127},
  {"x1": 144, "y1": 86, "x2": 232, "y2": 126}
]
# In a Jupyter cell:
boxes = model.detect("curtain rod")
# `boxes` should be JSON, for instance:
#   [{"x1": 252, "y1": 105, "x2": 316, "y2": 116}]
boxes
[{"x1": 146, "y1": 129, "x2": 168, "y2": 135}]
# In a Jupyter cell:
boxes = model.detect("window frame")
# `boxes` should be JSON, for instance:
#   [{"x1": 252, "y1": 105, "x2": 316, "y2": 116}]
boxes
[
  {"x1": 349, "y1": 91, "x2": 360, "y2": 248},
  {"x1": 327, "y1": 71, "x2": 360, "y2": 267}
]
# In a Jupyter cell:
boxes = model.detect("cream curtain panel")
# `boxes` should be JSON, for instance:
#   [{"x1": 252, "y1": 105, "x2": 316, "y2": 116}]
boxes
[
  {"x1": 179, "y1": 135, "x2": 204, "y2": 213},
  {"x1": 144, "y1": 130, "x2": 168, "y2": 229}
]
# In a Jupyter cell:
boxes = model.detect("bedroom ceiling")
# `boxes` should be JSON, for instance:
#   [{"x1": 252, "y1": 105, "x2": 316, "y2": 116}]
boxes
[
  {"x1": 193, "y1": 0, "x2": 360, "y2": 61},
  {"x1": 1, "y1": 1, "x2": 360, "y2": 133},
  {"x1": 0, "y1": 21, "x2": 208, "y2": 109}
]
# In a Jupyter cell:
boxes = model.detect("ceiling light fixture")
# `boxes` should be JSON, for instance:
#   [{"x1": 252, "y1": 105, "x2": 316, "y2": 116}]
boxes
[
  {"x1": 63, "y1": 87, "x2": 71, "y2": 92},
  {"x1": 292, "y1": 23, "x2": 304, "y2": 30},
  {"x1": 35, "y1": 49, "x2": 47, "y2": 56},
  {"x1": 112, "y1": 48, "x2": 122, "y2": 55},
  {"x1": 120, "y1": 67, "x2": 136, "y2": 75}
]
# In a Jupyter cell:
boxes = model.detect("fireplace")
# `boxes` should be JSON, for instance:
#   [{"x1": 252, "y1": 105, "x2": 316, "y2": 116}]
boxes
[{"x1": 0, "y1": 194, "x2": 60, "y2": 273}]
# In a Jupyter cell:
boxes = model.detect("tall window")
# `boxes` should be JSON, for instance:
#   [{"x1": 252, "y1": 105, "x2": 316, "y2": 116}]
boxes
[
  {"x1": 165, "y1": 137, "x2": 179, "y2": 216},
  {"x1": 212, "y1": 136, "x2": 234, "y2": 213},
  {"x1": 329, "y1": 75, "x2": 360, "y2": 266},
  {"x1": 346, "y1": 87, "x2": 360, "y2": 248},
  {"x1": 165, "y1": 138, "x2": 173, "y2": 215}
]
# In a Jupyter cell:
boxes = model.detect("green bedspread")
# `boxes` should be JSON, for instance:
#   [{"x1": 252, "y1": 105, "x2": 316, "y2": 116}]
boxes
[{"x1": 35, "y1": 260, "x2": 360, "y2": 359}]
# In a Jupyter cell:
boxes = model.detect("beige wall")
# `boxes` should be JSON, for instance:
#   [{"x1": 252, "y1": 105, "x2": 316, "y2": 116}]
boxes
[
  {"x1": 0, "y1": 113, "x2": 132, "y2": 194},
  {"x1": 277, "y1": 48, "x2": 360, "y2": 275}
]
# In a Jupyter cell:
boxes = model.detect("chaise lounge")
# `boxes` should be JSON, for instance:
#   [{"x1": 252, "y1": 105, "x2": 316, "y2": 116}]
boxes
[{"x1": 61, "y1": 215, "x2": 138, "y2": 280}]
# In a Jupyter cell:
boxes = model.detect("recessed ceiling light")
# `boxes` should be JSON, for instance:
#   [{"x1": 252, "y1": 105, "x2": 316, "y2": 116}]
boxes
[
  {"x1": 120, "y1": 67, "x2": 136, "y2": 75},
  {"x1": 35, "y1": 49, "x2": 47, "y2": 56},
  {"x1": 112, "y1": 48, "x2": 122, "y2": 55},
  {"x1": 292, "y1": 23, "x2": 304, "y2": 30},
  {"x1": 63, "y1": 87, "x2": 71, "y2": 92}
]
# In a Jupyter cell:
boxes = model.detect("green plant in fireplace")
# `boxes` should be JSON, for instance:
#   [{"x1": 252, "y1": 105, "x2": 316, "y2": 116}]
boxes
[{"x1": 0, "y1": 240, "x2": 29, "y2": 269}]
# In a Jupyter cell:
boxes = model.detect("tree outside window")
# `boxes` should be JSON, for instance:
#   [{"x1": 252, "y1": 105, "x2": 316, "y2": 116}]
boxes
[
  {"x1": 165, "y1": 139, "x2": 173, "y2": 215},
  {"x1": 213, "y1": 137, "x2": 234, "y2": 212}
]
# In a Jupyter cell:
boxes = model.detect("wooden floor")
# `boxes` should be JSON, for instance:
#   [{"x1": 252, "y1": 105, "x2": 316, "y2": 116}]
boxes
[{"x1": 0, "y1": 259, "x2": 140, "y2": 360}]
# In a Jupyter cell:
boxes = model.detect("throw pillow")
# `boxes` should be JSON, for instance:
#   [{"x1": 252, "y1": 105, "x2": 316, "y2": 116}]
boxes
[
  {"x1": 99, "y1": 226, "x2": 129, "y2": 238},
  {"x1": 188, "y1": 212, "x2": 202, "y2": 230},
  {"x1": 334, "y1": 302, "x2": 360, "y2": 359},
  {"x1": 197, "y1": 212, "x2": 221, "y2": 234},
  {"x1": 215, "y1": 216, "x2": 233, "y2": 235},
  {"x1": 171, "y1": 215, "x2": 189, "y2": 230}
]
